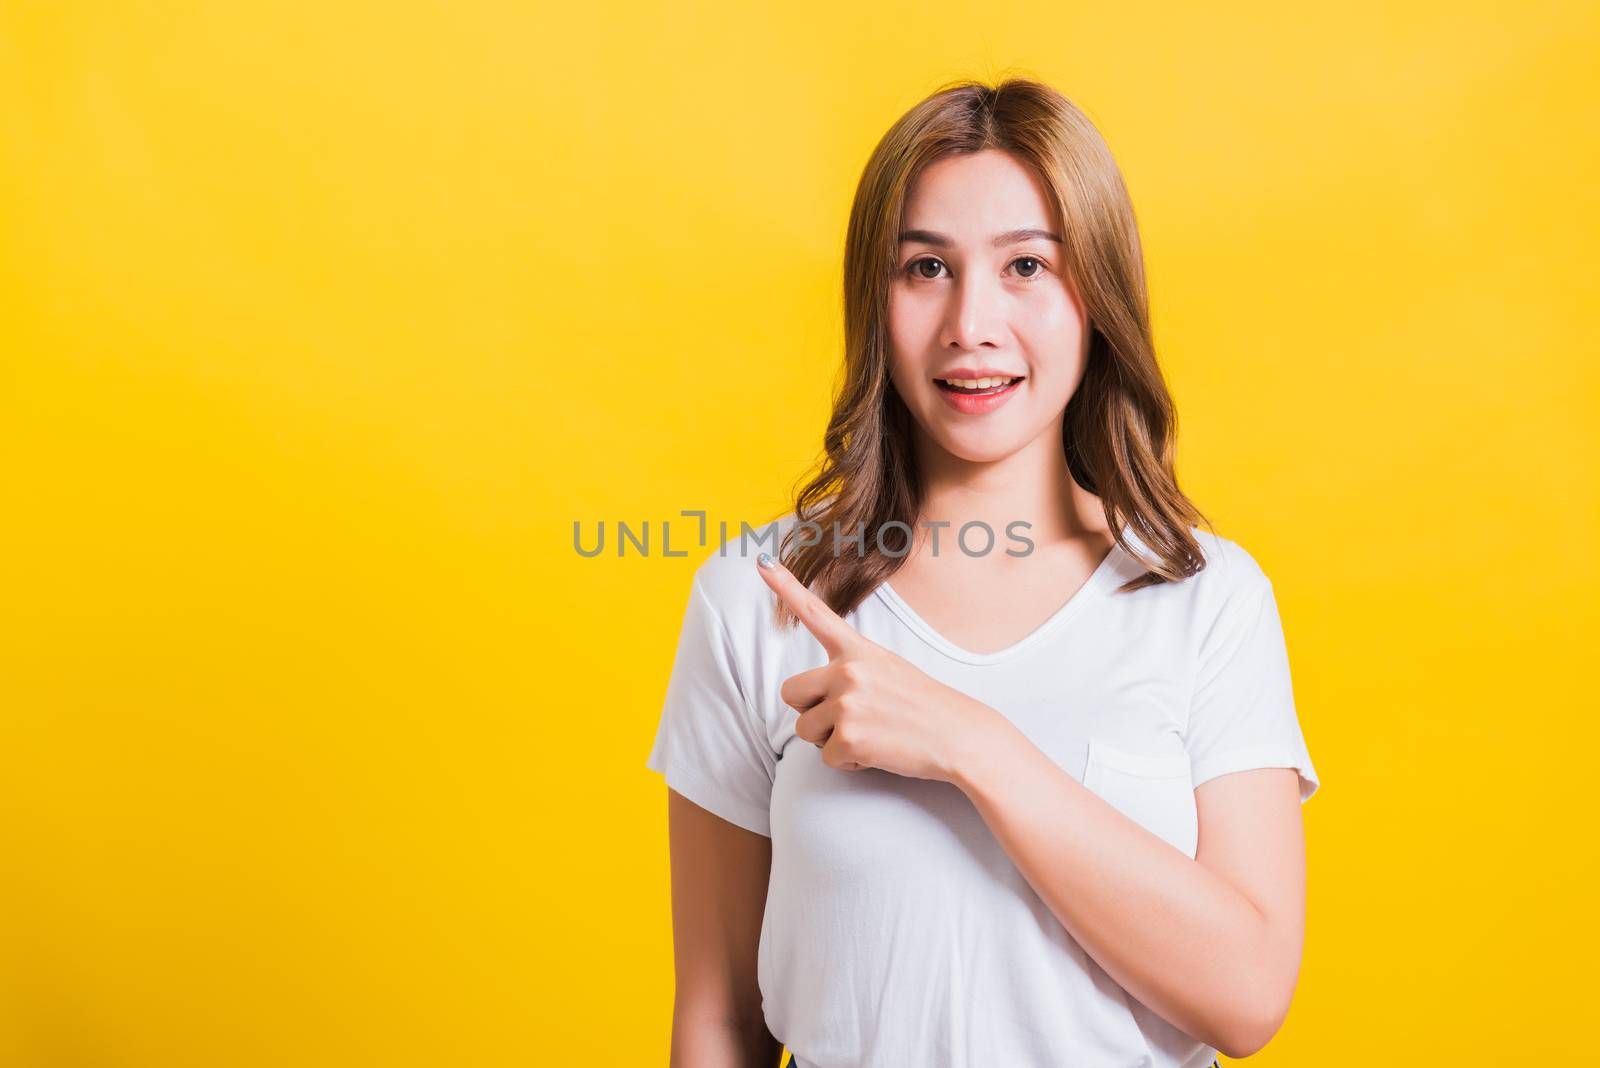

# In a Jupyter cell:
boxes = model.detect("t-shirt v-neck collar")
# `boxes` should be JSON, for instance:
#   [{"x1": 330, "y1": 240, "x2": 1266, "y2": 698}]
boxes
[{"x1": 871, "y1": 536, "x2": 1129, "y2": 666}]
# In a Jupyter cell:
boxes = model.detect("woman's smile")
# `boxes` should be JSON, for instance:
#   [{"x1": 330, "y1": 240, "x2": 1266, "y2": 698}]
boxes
[{"x1": 934, "y1": 374, "x2": 1024, "y2": 414}]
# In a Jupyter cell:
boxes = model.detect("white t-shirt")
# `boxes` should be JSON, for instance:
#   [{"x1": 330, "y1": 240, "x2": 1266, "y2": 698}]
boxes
[{"x1": 646, "y1": 512, "x2": 1320, "y2": 1068}]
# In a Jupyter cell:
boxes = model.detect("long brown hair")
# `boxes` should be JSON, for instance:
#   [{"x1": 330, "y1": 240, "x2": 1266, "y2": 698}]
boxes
[{"x1": 772, "y1": 76, "x2": 1212, "y2": 630}]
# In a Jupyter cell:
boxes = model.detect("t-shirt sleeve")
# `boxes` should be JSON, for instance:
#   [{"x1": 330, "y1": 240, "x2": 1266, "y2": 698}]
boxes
[
  {"x1": 645, "y1": 573, "x2": 777, "y2": 836},
  {"x1": 1186, "y1": 577, "x2": 1321, "y2": 803}
]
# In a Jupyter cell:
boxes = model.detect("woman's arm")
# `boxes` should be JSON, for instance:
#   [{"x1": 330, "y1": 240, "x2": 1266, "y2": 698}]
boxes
[
  {"x1": 749, "y1": 553, "x2": 1308, "y2": 1059},
  {"x1": 953, "y1": 720, "x2": 1307, "y2": 1060},
  {"x1": 664, "y1": 788, "x2": 785, "y2": 1068}
]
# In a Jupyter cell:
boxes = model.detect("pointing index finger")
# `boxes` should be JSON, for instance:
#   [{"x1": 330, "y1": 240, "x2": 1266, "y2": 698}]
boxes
[{"x1": 756, "y1": 551, "x2": 859, "y2": 659}]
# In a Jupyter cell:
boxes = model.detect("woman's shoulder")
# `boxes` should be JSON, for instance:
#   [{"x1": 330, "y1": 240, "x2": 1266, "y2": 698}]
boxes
[
  {"x1": 1189, "y1": 525, "x2": 1273, "y2": 587},
  {"x1": 684, "y1": 510, "x2": 805, "y2": 632},
  {"x1": 1173, "y1": 525, "x2": 1279, "y2": 616},
  {"x1": 1119, "y1": 522, "x2": 1275, "y2": 603}
]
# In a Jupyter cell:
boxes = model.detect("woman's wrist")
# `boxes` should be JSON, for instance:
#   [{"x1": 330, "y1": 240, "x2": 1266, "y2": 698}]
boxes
[{"x1": 945, "y1": 698, "x2": 1025, "y2": 796}]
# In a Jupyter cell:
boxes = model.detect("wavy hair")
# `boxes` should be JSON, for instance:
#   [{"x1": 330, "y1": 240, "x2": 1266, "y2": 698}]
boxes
[{"x1": 771, "y1": 76, "x2": 1213, "y2": 629}]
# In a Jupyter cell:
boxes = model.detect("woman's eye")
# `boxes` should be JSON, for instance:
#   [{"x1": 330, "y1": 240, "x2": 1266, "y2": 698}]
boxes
[
  {"x1": 903, "y1": 256, "x2": 1049, "y2": 281},
  {"x1": 1012, "y1": 256, "x2": 1045, "y2": 279}
]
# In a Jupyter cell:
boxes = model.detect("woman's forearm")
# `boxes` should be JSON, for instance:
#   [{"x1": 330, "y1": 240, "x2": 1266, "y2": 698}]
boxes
[{"x1": 950, "y1": 710, "x2": 1285, "y2": 1059}]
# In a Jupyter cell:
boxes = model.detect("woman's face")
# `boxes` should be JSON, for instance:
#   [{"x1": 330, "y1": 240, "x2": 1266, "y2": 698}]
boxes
[{"x1": 887, "y1": 149, "x2": 1089, "y2": 465}]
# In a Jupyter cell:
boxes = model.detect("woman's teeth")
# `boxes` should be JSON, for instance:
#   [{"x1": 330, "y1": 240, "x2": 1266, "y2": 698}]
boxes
[{"x1": 938, "y1": 376, "x2": 1021, "y2": 394}]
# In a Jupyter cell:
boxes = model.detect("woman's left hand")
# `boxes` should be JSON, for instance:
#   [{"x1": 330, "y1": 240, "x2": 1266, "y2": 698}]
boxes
[{"x1": 755, "y1": 552, "x2": 997, "y2": 783}]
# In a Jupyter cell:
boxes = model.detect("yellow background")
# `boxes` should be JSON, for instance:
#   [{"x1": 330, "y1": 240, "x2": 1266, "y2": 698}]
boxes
[{"x1": 3, "y1": 1, "x2": 1595, "y2": 1063}]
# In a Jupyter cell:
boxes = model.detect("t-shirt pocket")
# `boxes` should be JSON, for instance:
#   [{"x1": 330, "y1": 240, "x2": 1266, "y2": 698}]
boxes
[{"x1": 1081, "y1": 740, "x2": 1199, "y2": 859}]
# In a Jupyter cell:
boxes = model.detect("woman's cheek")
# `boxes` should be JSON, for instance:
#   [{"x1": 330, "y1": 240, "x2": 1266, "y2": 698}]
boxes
[{"x1": 1024, "y1": 285, "x2": 1082, "y2": 332}]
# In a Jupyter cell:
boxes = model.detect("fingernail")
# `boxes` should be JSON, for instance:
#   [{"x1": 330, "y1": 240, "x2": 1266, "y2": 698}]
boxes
[{"x1": 757, "y1": 552, "x2": 776, "y2": 569}]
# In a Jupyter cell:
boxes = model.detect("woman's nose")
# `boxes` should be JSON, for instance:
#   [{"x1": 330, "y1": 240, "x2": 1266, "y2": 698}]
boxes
[{"x1": 941, "y1": 272, "x2": 1006, "y2": 351}]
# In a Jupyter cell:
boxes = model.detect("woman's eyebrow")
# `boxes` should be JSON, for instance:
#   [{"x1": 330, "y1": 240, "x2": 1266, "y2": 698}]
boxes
[{"x1": 898, "y1": 227, "x2": 1064, "y2": 247}]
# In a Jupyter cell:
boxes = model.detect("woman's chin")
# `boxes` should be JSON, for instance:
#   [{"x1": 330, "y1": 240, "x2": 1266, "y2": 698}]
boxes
[{"x1": 926, "y1": 431, "x2": 1030, "y2": 465}]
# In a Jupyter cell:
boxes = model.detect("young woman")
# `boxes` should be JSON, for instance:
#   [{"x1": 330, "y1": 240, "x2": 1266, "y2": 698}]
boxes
[{"x1": 646, "y1": 77, "x2": 1320, "y2": 1068}]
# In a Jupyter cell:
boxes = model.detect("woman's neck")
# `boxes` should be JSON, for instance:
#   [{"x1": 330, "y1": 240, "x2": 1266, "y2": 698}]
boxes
[{"x1": 911, "y1": 420, "x2": 1109, "y2": 548}]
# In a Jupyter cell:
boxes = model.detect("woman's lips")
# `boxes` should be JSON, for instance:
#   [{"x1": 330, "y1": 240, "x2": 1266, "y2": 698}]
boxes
[{"x1": 934, "y1": 376, "x2": 1023, "y2": 415}]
